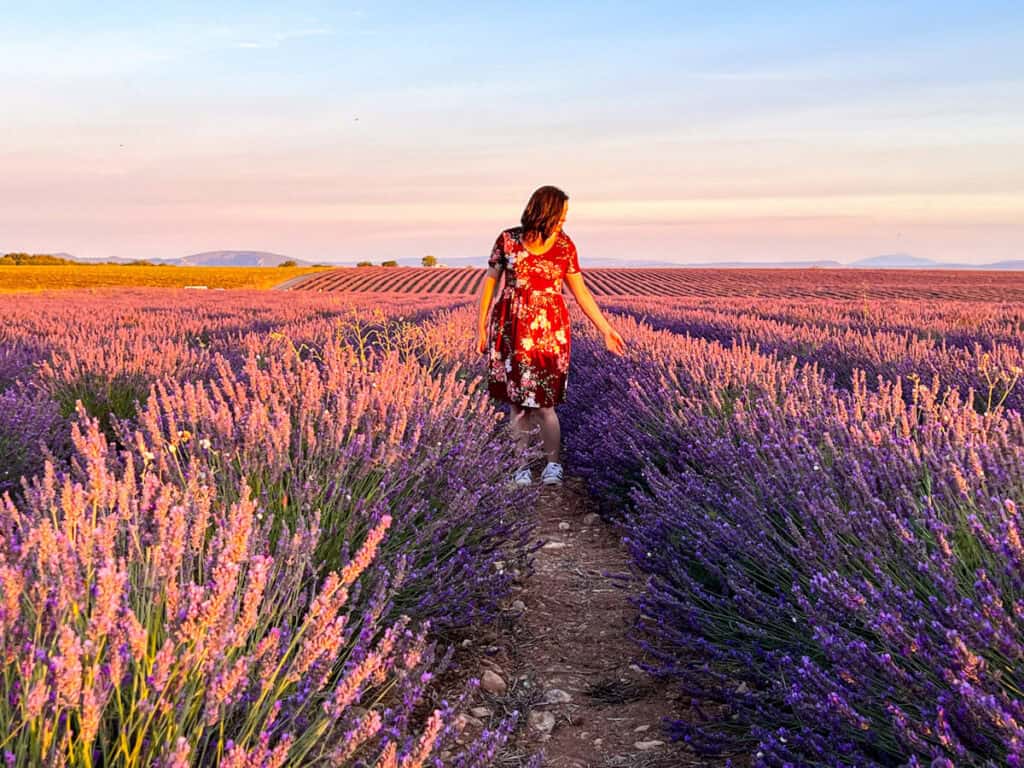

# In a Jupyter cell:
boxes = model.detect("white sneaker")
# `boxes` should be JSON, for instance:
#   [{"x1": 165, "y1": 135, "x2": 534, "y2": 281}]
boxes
[
  {"x1": 540, "y1": 461, "x2": 563, "y2": 485},
  {"x1": 513, "y1": 467, "x2": 533, "y2": 486}
]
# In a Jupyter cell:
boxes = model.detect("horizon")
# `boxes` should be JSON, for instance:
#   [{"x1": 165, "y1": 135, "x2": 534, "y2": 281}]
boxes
[
  {"x1": 49, "y1": 250, "x2": 1024, "y2": 270},
  {"x1": 3, "y1": 2, "x2": 1022, "y2": 266}
]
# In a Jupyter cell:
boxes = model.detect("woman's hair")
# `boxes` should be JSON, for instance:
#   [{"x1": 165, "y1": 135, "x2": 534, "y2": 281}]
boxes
[{"x1": 520, "y1": 185, "x2": 568, "y2": 245}]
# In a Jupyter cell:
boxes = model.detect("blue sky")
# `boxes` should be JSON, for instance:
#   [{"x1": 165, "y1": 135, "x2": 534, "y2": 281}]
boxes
[{"x1": 2, "y1": 1, "x2": 1022, "y2": 264}]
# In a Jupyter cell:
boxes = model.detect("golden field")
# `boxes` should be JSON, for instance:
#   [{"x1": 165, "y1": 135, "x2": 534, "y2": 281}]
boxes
[{"x1": 0, "y1": 265, "x2": 331, "y2": 292}]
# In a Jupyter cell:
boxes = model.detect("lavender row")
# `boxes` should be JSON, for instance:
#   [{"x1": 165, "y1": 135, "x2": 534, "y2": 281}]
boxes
[
  {"x1": 0, "y1": 291, "x2": 540, "y2": 766},
  {"x1": 0, "y1": 290, "x2": 458, "y2": 393},
  {"x1": 0, "y1": 292, "x2": 466, "y2": 495},
  {"x1": 603, "y1": 295, "x2": 1024, "y2": 350},
  {"x1": 601, "y1": 296, "x2": 1024, "y2": 413},
  {"x1": 556, "y1": 307, "x2": 1024, "y2": 766}
]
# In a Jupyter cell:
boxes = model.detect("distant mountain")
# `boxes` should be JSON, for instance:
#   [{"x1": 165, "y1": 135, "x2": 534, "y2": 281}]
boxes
[
  {"x1": 850, "y1": 254, "x2": 942, "y2": 269},
  {"x1": 849, "y1": 254, "x2": 1024, "y2": 270},
  {"x1": 679, "y1": 259, "x2": 845, "y2": 269},
  {"x1": 66, "y1": 251, "x2": 311, "y2": 267},
  {"x1": 177, "y1": 251, "x2": 310, "y2": 267},
  {"x1": 978, "y1": 260, "x2": 1024, "y2": 271},
  {"x1": 570, "y1": 257, "x2": 686, "y2": 268}
]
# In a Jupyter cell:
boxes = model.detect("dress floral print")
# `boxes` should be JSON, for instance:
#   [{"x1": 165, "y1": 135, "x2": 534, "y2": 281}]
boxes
[{"x1": 486, "y1": 226, "x2": 581, "y2": 408}]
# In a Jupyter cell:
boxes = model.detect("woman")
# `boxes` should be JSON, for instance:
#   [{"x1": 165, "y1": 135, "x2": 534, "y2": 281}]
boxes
[{"x1": 476, "y1": 185, "x2": 626, "y2": 487}]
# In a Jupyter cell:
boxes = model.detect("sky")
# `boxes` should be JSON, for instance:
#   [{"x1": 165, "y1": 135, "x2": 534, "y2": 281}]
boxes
[{"x1": 2, "y1": 1, "x2": 1023, "y2": 266}]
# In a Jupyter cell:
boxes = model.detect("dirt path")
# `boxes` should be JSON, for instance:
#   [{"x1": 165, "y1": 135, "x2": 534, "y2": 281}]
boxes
[{"x1": 436, "y1": 471, "x2": 723, "y2": 767}]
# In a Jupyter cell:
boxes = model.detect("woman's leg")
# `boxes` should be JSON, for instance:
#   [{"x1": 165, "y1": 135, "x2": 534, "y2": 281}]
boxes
[
  {"x1": 508, "y1": 403, "x2": 534, "y2": 464},
  {"x1": 534, "y1": 406, "x2": 561, "y2": 464}
]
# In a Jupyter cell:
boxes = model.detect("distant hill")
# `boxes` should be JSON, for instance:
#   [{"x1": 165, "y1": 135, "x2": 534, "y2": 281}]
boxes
[
  {"x1": 977, "y1": 260, "x2": 1024, "y2": 271},
  {"x1": 176, "y1": 250, "x2": 311, "y2": 267},
  {"x1": 849, "y1": 254, "x2": 1024, "y2": 270},
  {"x1": 679, "y1": 259, "x2": 845, "y2": 269},
  {"x1": 851, "y1": 254, "x2": 944, "y2": 269},
  {"x1": 61, "y1": 250, "x2": 313, "y2": 267}
]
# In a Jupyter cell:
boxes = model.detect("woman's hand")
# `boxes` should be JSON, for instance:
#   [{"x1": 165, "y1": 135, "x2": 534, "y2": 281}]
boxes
[
  {"x1": 603, "y1": 327, "x2": 626, "y2": 356},
  {"x1": 477, "y1": 328, "x2": 489, "y2": 355}
]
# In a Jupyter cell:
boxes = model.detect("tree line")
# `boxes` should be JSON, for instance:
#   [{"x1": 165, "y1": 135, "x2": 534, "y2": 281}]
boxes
[{"x1": 355, "y1": 255, "x2": 439, "y2": 267}]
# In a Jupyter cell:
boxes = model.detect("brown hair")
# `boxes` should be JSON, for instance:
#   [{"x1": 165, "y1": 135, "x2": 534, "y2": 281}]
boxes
[{"x1": 520, "y1": 185, "x2": 568, "y2": 246}]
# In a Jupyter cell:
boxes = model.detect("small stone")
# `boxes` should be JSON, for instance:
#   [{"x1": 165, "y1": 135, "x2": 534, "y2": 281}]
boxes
[
  {"x1": 480, "y1": 670, "x2": 507, "y2": 695},
  {"x1": 456, "y1": 714, "x2": 484, "y2": 729},
  {"x1": 470, "y1": 706, "x2": 493, "y2": 718},
  {"x1": 528, "y1": 710, "x2": 556, "y2": 734},
  {"x1": 736, "y1": 681, "x2": 749, "y2": 694},
  {"x1": 558, "y1": 521, "x2": 570, "y2": 530},
  {"x1": 493, "y1": 560, "x2": 505, "y2": 571},
  {"x1": 583, "y1": 512, "x2": 599, "y2": 525},
  {"x1": 544, "y1": 688, "x2": 572, "y2": 704},
  {"x1": 634, "y1": 740, "x2": 665, "y2": 750},
  {"x1": 593, "y1": 738, "x2": 603, "y2": 746},
  {"x1": 628, "y1": 663, "x2": 643, "y2": 673},
  {"x1": 542, "y1": 541, "x2": 567, "y2": 550},
  {"x1": 461, "y1": 638, "x2": 473, "y2": 648},
  {"x1": 511, "y1": 599, "x2": 526, "y2": 612},
  {"x1": 634, "y1": 724, "x2": 650, "y2": 732}
]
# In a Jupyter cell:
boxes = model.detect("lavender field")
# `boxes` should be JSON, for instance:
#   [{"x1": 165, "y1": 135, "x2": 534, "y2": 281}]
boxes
[
  {"x1": 0, "y1": 290, "x2": 536, "y2": 767},
  {"x1": 559, "y1": 296, "x2": 1024, "y2": 766},
  {"x1": 2, "y1": 287, "x2": 1024, "y2": 766}
]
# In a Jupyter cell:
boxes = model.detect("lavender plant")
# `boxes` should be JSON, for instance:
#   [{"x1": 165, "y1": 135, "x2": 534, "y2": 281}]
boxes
[
  {"x1": 562, "y1": 310, "x2": 1024, "y2": 766},
  {"x1": 0, "y1": 290, "x2": 540, "y2": 766},
  {"x1": 0, "y1": 386, "x2": 70, "y2": 496},
  {"x1": 0, "y1": 411, "x2": 518, "y2": 766}
]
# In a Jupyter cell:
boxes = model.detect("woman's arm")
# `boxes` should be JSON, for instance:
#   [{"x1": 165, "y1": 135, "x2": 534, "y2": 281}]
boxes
[
  {"x1": 565, "y1": 272, "x2": 613, "y2": 334},
  {"x1": 566, "y1": 272, "x2": 625, "y2": 355},
  {"x1": 476, "y1": 265, "x2": 503, "y2": 353},
  {"x1": 477, "y1": 232, "x2": 508, "y2": 353}
]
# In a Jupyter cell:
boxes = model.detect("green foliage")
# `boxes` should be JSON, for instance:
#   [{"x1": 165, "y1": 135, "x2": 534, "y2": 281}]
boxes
[
  {"x1": 278, "y1": 259, "x2": 298, "y2": 267},
  {"x1": 1, "y1": 252, "x2": 76, "y2": 265},
  {"x1": 356, "y1": 260, "x2": 374, "y2": 267},
  {"x1": 421, "y1": 254, "x2": 437, "y2": 267},
  {"x1": 51, "y1": 373, "x2": 150, "y2": 444},
  {"x1": 381, "y1": 260, "x2": 399, "y2": 267}
]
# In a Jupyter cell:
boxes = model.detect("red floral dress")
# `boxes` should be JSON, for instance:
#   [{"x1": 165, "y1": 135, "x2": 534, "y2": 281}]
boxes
[{"x1": 486, "y1": 226, "x2": 581, "y2": 407}]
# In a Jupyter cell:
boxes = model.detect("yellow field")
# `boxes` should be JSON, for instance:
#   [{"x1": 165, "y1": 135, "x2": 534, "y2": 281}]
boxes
[{"x1": 0, "y1": 265, "x2": 332, "y2": 293}]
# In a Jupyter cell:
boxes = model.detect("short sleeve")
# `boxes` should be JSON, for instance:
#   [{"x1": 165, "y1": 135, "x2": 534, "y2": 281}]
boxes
[
  {"x1": 487, "y1": 231, "x2": 507, "y2": 272},
  {"x1": 564, "y1": 234, "x2": 580, "y2": 275}
]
